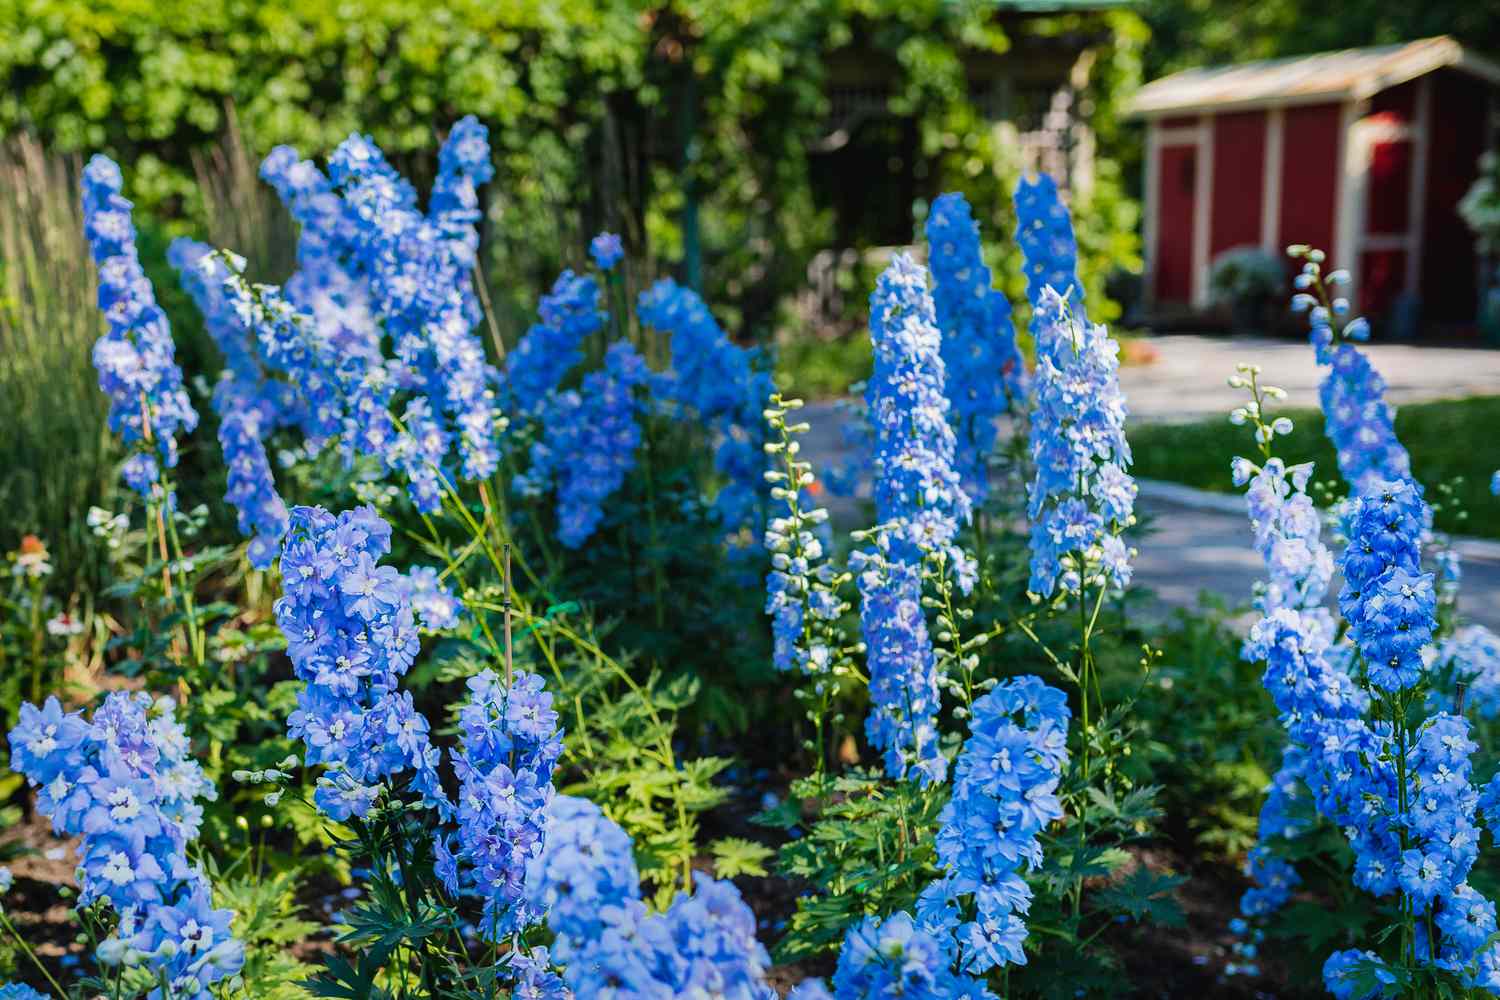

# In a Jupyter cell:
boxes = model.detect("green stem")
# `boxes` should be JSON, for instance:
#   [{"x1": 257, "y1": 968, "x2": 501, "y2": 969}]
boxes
[{"x1": 0, "y1": 906, "x2": 68, "y2": 999}]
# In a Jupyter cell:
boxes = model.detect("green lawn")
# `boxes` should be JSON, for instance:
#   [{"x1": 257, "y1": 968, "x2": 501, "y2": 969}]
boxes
[{"x1": 1128, "y1": 396, "x2": 1500, "y2": 539}]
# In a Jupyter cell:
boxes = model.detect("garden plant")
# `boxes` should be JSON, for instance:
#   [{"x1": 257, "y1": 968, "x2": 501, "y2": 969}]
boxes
[{"x1": 0, "y1": 105, "x2": 1499, "y2": 1000}]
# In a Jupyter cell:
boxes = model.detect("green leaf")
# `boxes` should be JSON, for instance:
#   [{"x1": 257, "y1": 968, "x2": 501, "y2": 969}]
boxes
[
  {"x1": 1094, "y1": 866, "x2": 1186, "y2": 927},
  {"x1": 709, "y1": 837, "x2": 774, "y2": 879}
]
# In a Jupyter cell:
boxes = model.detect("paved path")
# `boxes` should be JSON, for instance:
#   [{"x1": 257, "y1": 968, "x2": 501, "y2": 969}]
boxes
[
  {"x1": 1119, "y1": 334, "x2": 1500, "y2": 422},
  {"x1": 798, "y1": 399, "x2": 1500, "y2": 632}
]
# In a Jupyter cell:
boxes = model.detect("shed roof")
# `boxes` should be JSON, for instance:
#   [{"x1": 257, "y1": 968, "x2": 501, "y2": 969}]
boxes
[{"x1": 1126, "y1": 35, "x2": 1500, "y2": 118}]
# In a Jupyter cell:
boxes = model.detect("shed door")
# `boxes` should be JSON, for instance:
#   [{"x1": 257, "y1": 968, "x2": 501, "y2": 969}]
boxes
[{"x1": 1154, "y1": 144, "x2": 1197, "y2": 305}]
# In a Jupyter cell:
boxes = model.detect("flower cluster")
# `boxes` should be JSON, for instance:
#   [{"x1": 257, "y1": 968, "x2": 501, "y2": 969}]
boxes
[
  {"x1": 532, "y1": 795, "x2": 775, "y2": 999},
  {"x1": 825, "y1": 911, "x2": 996, "y2": 999},
  {"x1": 274, "y1": 505, "x2": 440, "y2": 820},
  {"x1": 428, "y1": 115, "x2": 494, "y2": 274},
  {"x1": 435, "y1": 669, "x2": 562, "y2": 939},
  {"x1": 1232, "y1": 447, "x2": 1357, "y2": 919},
  {"x1": 259, "y1": 144, "x2": 380, "y2": 363},
  {"x1": 1292, "y1": 251, "x2": 1411, "y2": 492},
  {"x1": 850, "y1": 253, "x2": 973, "y2": 786},
  {"x1": 919, "y1": 676, "x2": 1070, "y2": 974},
  {"x1": 0, "y1": 985, "x2": 47, "y2": 1000},
  {"x1": 861, "y1": 253, "x2": 972, "y2": 572},
  {"x1": 1234, "y1": 457, "x2": 1336, "y2": 620},
  {"x1": 7, "y1": 694, "x2": 242, "y2": 997},
  {"x1": 518, "y1": 341, "x2": 649, "y2": 548},
  {"x1": 639, "y1": 277, "x2": 773, "y2": 534},
  {"x1": 1233, "y1": 450, "x2": 1500, "y2": 989},
  {"x1": 327, "y1": 126, "x2": 502, "y2": 486},
  {"x1": 1024, "y1": 287, "x2": 1135, "y2": 597},
  {"x1": 82, "y1": 155, "x2": 199, "y2": 495},
  {"x1": 924, "y1": 192, "x2": 1028, "y2": 503},
  {"x1": 1014, "y1": 172, "x2": 1085, "y2": 341},
  {"x1": 851, "y1": 546, "x2": 945, "y2": 785},
  {"x1": 1339, "y1": 479, "x2": 1435, "y2": 692},
  {"x1": 505, "y1": 270, "x2": 605, "y2": 416}
]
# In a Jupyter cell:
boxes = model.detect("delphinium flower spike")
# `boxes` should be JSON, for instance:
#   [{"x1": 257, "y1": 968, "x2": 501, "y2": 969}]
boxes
[
  {"x1": 274, "y1": 504, "x2": 442, "y2": 820},
  {"x1": 1288, "y1": 246, "x2": 1411, "y2": 493},
  {"x1": 1024, "y1": 287, "x2": 1136, "y2": 598},
  {"x1": 7, "y1": 693, "x2": 243, "y2": 997},
  {"x1": 516, "y1": 341, "x2": 649, "y2": 548},
  {"x1": 918, "y1": 675, "x2": 1070, "y2": 975},
  {"x1": 1014, "y1": 172, "x2": 1085, "y2": 344},
  {"x1": 926, "y1": 192, "x2": 1028, "y2": 505},
  {"x1": 853, "y1": 252, "x2": 972, "y2": 786},
  {"x1": 1227, "y1": 367, "x2": 1356, "y2": 919},
  {"x1": 762, "y1": 395, "x2": 845, "y2": 676},
  {"x1": 504, "y1": 270, "x2": 606, "y2": 416},
  {"x1": 81, "y1": 155, "x2": 199, "y2": 495},
  {"x1": 329, "y1": 130, "x2": 503, "y2": 486},
  {"x1": 530, "y1": 795, "x2": 776, "y2": 998},
  {"x1": 434, "y1": 668, "x2": 562, "y2": 939}
]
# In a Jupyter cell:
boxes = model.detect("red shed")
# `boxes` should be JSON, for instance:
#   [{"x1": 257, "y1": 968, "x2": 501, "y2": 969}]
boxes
[{"x1": 1127, "y1": 37, "x2": 1500, "y2": 331}]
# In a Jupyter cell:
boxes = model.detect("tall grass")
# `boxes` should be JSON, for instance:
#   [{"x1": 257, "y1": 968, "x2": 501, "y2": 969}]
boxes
[
  {"x1": 190, "y1": 111, "x2": 298, "y2": 285},
  {"x1": 0, "y1": 136, "x2": 115, "y2": 586}
]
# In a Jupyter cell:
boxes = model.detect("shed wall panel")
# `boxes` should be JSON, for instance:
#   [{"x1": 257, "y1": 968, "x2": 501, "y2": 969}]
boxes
[
  {"x1": 1278, "y1": 104, "x2": 1342, "y2": 261},
  {"x1": 1210, "y1": 110, "x2": 1267, "y2": 257}
]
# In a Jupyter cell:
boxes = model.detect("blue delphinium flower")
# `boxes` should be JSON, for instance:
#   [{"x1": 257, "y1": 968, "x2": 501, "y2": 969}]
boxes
[
  {"x1": 170, "y1": 242, "x2": 301, "y2": 565},
  {"x1": 638, "y1": 277, "x2": 774, "y2": 534},
  {"x1": 1323, "y1": 949, "x2": 1397, "y2": 999},
  {"x1": 81, "y1": 155, "x2": 199, "y2": 495},
  {"x1": 1014, "y1": 172, "x2": 1085, "y2": 342},
  {"x1": 589, "y1": 231, "x2": 625, "y2": 271},
  {"x1": 435, "y1": 669, "x2": 562, "y2": 939},
  {"x1": 428, "y1": 115, "x2": 493, "y2": 274},
  {"x1": 828, "y1": 910, "x2": 997, "y2": 999},
  {"x1": 405, "y1": 565, "x2": 463, "y2": 631},
  {"x1": 517, "y1": 341, "x2": 648, "y2": 548},
  {"x1": 1233, "y1": 452, "x2": 1357, "y2": 920},
  {"x1": 860, "y1": 253, "x2": 972, "y2": 574},
  {"x1": 0, "y1": 985, "x2": 49, "y2": 1000},
  {"x1": 532, "y1": 795, "x2": 774, "y2": 999},
  {"x1": 259, "y1": 145, "x2": 381, "y2": 364},
  {"x1": 851, "y1": 253, "x2": 972, "y2": 786},
  {"x1": 505, "y1": 270, "x2": 606, "y2": 416},
  {"x1": 762, "y1": 411, "x2": 842, "y2": 675},
  {"x1": 1292, "y1": 256, "x2": 1411, "y2": 492},
  {"x1": 851, "y1": 546, "x2": 945, "y2": 785},
  {"x1": 274, "y1": 505, "x2": 441, "y2": 819},
  {"x1": 329, "y1": 130, "x2": 502, "y2": 485},
  {"x1": 919, "y1": 675, "x2": 1069, "y2": 975},
  {"x1": 1024, "y1": 287, "x2": 1135, "y2": 597},
  {"x1": 926, "y1": 191, "x2": 1028, "y2": 504},
  {"x1": 526, "y1": 795, "x2": 640, "y2": 942},
  {"x1": 1339, "y1": 479, "x2": 1433, "y2": 692},
  {"x1": 7, "y1": 693, "x2": 242, "y2": 998}
]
